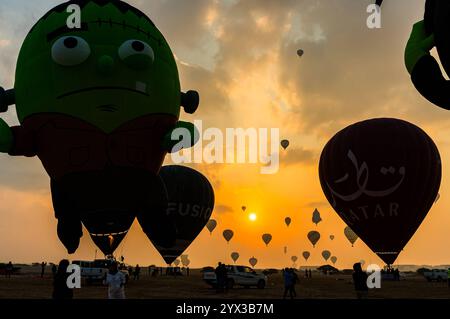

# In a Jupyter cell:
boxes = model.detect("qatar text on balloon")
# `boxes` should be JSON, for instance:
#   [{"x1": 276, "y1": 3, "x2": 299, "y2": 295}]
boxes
[
  {"x1": 339, "y1": 202, "x2": 399, "y2": 226},
  {"x1": 326, "y1": 150, "x2": 405, "y2": 207},
  {"x1": 166, "y1": 202, "x2": 212, "y2": 220},
  {"x1": 170, "y1": 120, "x2": 280, "y2": 174}
]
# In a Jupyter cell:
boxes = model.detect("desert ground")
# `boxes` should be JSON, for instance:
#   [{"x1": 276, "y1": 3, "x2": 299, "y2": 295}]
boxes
[{"x1": 0, "y1": 266, "x2": 449, "y2": 299}]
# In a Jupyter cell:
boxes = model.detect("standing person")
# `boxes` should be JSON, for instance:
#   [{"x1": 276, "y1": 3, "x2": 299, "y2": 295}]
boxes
[
  {"x1": 104, "y1": 262, "x2": 126, "y2": 299},
  {"x1": 215, "y1": 262, "x2": 224, "y2": 293},
  {"x1": 352, "y1": 263, "x2": 369, "y2": 299},
  {"x1": 283, "y1": 268, "x2": 294, "y2": 299},
  {"x1": 134, "y1": 264, "x2": 141, "y2": 280},
  {"x1": 289, "y1": 269, "x2": 298, "y2": 298},
  {"x1": 186, "y1": 267, "x2": 190, "y2": 277},
  {"x1": 51, "y1": 264, "x2": 57, "y2": 279},
  {"x1": 52, "y1": 260, "x2": 73, "y2": 300},
  {"x1": 40, "y1": 262, "x2": 47, "y2": 278},
  {"x1": 5, "y1": 262, "x2": 13, "y2": 278}
]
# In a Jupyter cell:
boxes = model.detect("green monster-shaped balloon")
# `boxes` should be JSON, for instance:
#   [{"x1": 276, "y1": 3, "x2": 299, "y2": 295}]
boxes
[{"x1": 0, "y1": 0, "x2": 203, "y2": 255}]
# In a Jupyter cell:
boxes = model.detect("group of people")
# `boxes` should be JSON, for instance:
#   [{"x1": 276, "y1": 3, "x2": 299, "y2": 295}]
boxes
[{"x1": 215, "y1": 262, "x2": 228, "y2": 292}]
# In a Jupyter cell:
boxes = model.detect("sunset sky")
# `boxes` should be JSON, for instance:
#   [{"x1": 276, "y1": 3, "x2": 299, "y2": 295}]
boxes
[{"x1": 1, "y1": 0, "x2": 450, "y2": 269}]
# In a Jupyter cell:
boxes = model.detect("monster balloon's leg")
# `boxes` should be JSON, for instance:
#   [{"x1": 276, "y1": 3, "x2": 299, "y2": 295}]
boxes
[
  {"x1": 137, "y1": 174, "x2": 176, "y2": 249},
  {"x1": 51, "y1": 179, "x2": 82, "y2": 254}
]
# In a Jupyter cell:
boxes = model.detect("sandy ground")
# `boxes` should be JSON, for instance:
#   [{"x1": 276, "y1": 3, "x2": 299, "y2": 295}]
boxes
[{"x1": 0, "y1": 266, "x2": 449, "y2": 299}]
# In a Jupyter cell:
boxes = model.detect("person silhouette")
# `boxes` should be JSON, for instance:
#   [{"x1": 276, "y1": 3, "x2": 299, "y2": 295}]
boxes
[
  {"x1": 52, "y1": 259, "x2": 73, "y2": 300},
  {"x1": 5, "y1": 262, "x2": 13, "y2": 278},
  {"x1": 103, "y1": 262, "x2": 126, "y2": 299},
  {"x1": 352, "y1": 263, "x2": 369, "y2": 299},
  {"x1": 40, "y1": 262, "x2": 47, "y2": 278}
]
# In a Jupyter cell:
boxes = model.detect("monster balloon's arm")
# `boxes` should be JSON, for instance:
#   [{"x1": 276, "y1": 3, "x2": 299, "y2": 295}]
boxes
[
  {"x1": 181, "y1": 91, "x2": 199, "y2": 114},
  {"x1": 162, "y1": 121, "x2": 199, "y2": 153},
  {"x1": 0, "y1": 87, "x2": 15, "y2": 113},
  {"x1": 0, "y1": 118, "x2": 13, "y2": 153},
  {"x1": 405, "y1": 21, "x2": 450, "y2": 110}
]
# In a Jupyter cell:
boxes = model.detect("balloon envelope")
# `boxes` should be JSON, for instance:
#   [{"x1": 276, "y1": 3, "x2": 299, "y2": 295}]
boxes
[
  {"x1": 231, "y1": 252, "x2": 240, "y2": 263},
  {"x1": 330, "y1": 256, "x2": 338, "y2": 265},
  {"x1": 281, "y1": 139, "x2": 290, "y2": 150},
  {"x1": 285, "y1": 217, "x2": 292, "y2": 227},
  {"x1": 312, "y1": 209, "x2": 322, "y2": 225},
  {"x1": 140, "y1": 166, "x2": 215, "y2": 264},
  {"x1": 330, "y1": 235, "x2": 335, "y2": 240},
  {"x1": 291, "y1": 256, "x2": 298, "y2": 263},
  {"x1": 344, "y1": 226, "x2": 359, "y2": 247},
  {"x1": 302, "y1": 251, "x2": 311, "y2": 261},
  {"x1": 307, "y1": 231, "x2": 321, "y2": 247},
  {"x1": 319, "y1": 118, "x2": 441, "y2": 264},
  {"x1": 322, "y1": 250, "x2": 331, "y2": 261},
  {"x1": 249, "y1": 257, "x2": 258, "y2": 267},
  {"x1": 262, "y1": 233, "x2": 272, "y2": 246},
  {"x1": 223, "y1": 229, "x2": 234, "y2": 243},
  {"x1": 241, "y1": 206, "x2": 246, "y2": 212},
  {"x1": 206, "y1": 219, "x2": 217, "y2": 234},
  {"x1": 297, "y1": 49, "x2": 304, "y2": 57}
]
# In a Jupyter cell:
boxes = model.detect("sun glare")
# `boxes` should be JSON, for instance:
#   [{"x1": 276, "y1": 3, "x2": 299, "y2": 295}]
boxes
[{"x1": 249, "y1": 213, "x2": 257, "y2": 221}]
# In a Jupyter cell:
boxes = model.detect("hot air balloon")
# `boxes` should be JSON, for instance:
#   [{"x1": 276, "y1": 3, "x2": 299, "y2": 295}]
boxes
[
  {"x1": 319, "y1": 118, "x2": 441, "y2": 265},
  {"x1": 285, "y1": 217, "x2": 292, "y2": 227},
  {"x1": 302, "y1": 251, "x2": 311, "y2": 261},
  {"x1": 242, "y1": 206, "x2": 247, "y2": 212},
  {"x1": 231, "y1": 252, "x2": 240, "y2": 263},
  {"x1": 262, "y1": 233, "x2": 272, "y2": 246},
  {"x1": 173, "y1": 259, "x2": 180, "y2": 267},
  {"x1": 322, "y1": 250, "x2": 331, "y2": 262},
  {"x1": 206, "y1": 219, "x2": 217, "y2": 235},
  {"x1": 344, "y1": 227, "x2": 359, "y2": 247},
  {"x1": 330, "y1": 235, "x2": 335, "y2": 241},
  {"x1": 307, "y1": 231, "x2": 321, "y2": 248},
  {"x1": 291, "y1": 256, "x2": 298, "y2": 263},
  {"x1": 330, "y1": 256, "x2": 338, "y2": 265},
  {"x1": 139, "y1": 166, "x2": 215, "y2": 264},
  {"x1": 284, "y1": 246, "x2": 288, "y2": 254},
  {"x1": 223, "y1": 229, "x2": 234, "y2": 243},
  {"x1": 249, "y1": 257, "x2": 258, "y2": 268},
  {"x1": 281, "y1": 139, "x2": 290, "y2": 150},
  {"x1": 312, "y1": 209, "x2": 322, "y2": 225},
  {"x1": 297, "y1": 49, "x2": 304, "y2": 57}
]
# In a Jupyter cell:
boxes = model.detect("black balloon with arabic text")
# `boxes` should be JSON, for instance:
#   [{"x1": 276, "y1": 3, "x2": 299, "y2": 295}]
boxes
[{"x1": 319, "y1": 118, "x2": 441, "y2": 264}]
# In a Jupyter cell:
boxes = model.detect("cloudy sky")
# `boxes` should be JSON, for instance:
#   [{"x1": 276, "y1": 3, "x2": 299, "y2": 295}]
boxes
[{"x1": 0, "y1": 0, "x2": 449, "y2": 269}]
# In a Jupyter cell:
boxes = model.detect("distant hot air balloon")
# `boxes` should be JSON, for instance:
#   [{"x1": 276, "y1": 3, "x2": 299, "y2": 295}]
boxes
[
  {"x1": 285, "y1": 217, "x2": 292, "y2": 227},
  {"x1": 241, "y1": 206, "x2": 247, "y2": 212},
  {"x1": 344, "y1": 227, "x2": 359, "y2": 247},
  {"x1": 322, "y1": 250, "x2": 331, "y2": 262},
  {"x1": 281, "y1": 139, "x2": 290, "y2": 150},
  {"x1": 184, "y1": 259, "x2": 191, "y2": 267},
  {"x1": 173, "y1": 259, "x2": 180, "y2": 267},
  {"x1": 291, "y1": 256, "x2": 298, "y2": 263},
  {"x1": 262, "y1": 233, "x2": 272, "y2": 246},
  {"x1": 206, "y1": 219, "x2": 217, "y2": 235},
  {"x1": 297, "y1": 49, "x2": 304, "y2": 57},
  {"x1": 319, "y1": 118, "x2": 441, "y2": 265},
  {"x1": 223, "y1": 229, "x2": 234, "y2": 243},
  {"x1": 231, "y1": 252, "x2": 240, "y2": 263},
  {"x1": 302, "y1": 251, "x2": 311, "y2": 261},
  {"x1": 284, "y1": 246, "x2": 288, "y2": 254},
  {"x1": 307, "y1": 231, "x2": 321, "y2": 248},
  {"x1": 249, "y1": 257, "x2": 258, "y2": 268},
  {"x1": 139, "y1": 166, "x2": 215, "y2": 265},
  {"x1": 329, "y1": 235, "x2": 335, "y2": 241},
  {"x1": 330, "y1": 256, "x2": 338, "y2": 265},
  {"x1": 312, "y1": 209, "x2": 322, "y2": 225}
]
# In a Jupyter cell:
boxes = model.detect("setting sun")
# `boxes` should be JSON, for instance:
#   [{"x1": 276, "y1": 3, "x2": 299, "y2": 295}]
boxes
[{"x1": 249, "y1": 213, "x2": 257, "y2": 221}]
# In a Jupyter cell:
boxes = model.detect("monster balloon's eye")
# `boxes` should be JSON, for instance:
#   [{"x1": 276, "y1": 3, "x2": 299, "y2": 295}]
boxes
[
  {"x1": 119, "y1": 40, "x2": 154, "y2": 69},
  {"x1": 51, "y1": 36, "x2": 91, "y2": 66}
]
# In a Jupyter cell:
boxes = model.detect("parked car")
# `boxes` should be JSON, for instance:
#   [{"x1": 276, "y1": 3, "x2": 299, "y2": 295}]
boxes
[
  {"x1": 203, "y1": 265, "x2": 267, "y2": 289},
  {"x1": 423, "y1": 269, "x2": 448, "y2": 282},
  {"x1": 72, "y1": 259, "x2": 129, "y2": 284}
]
